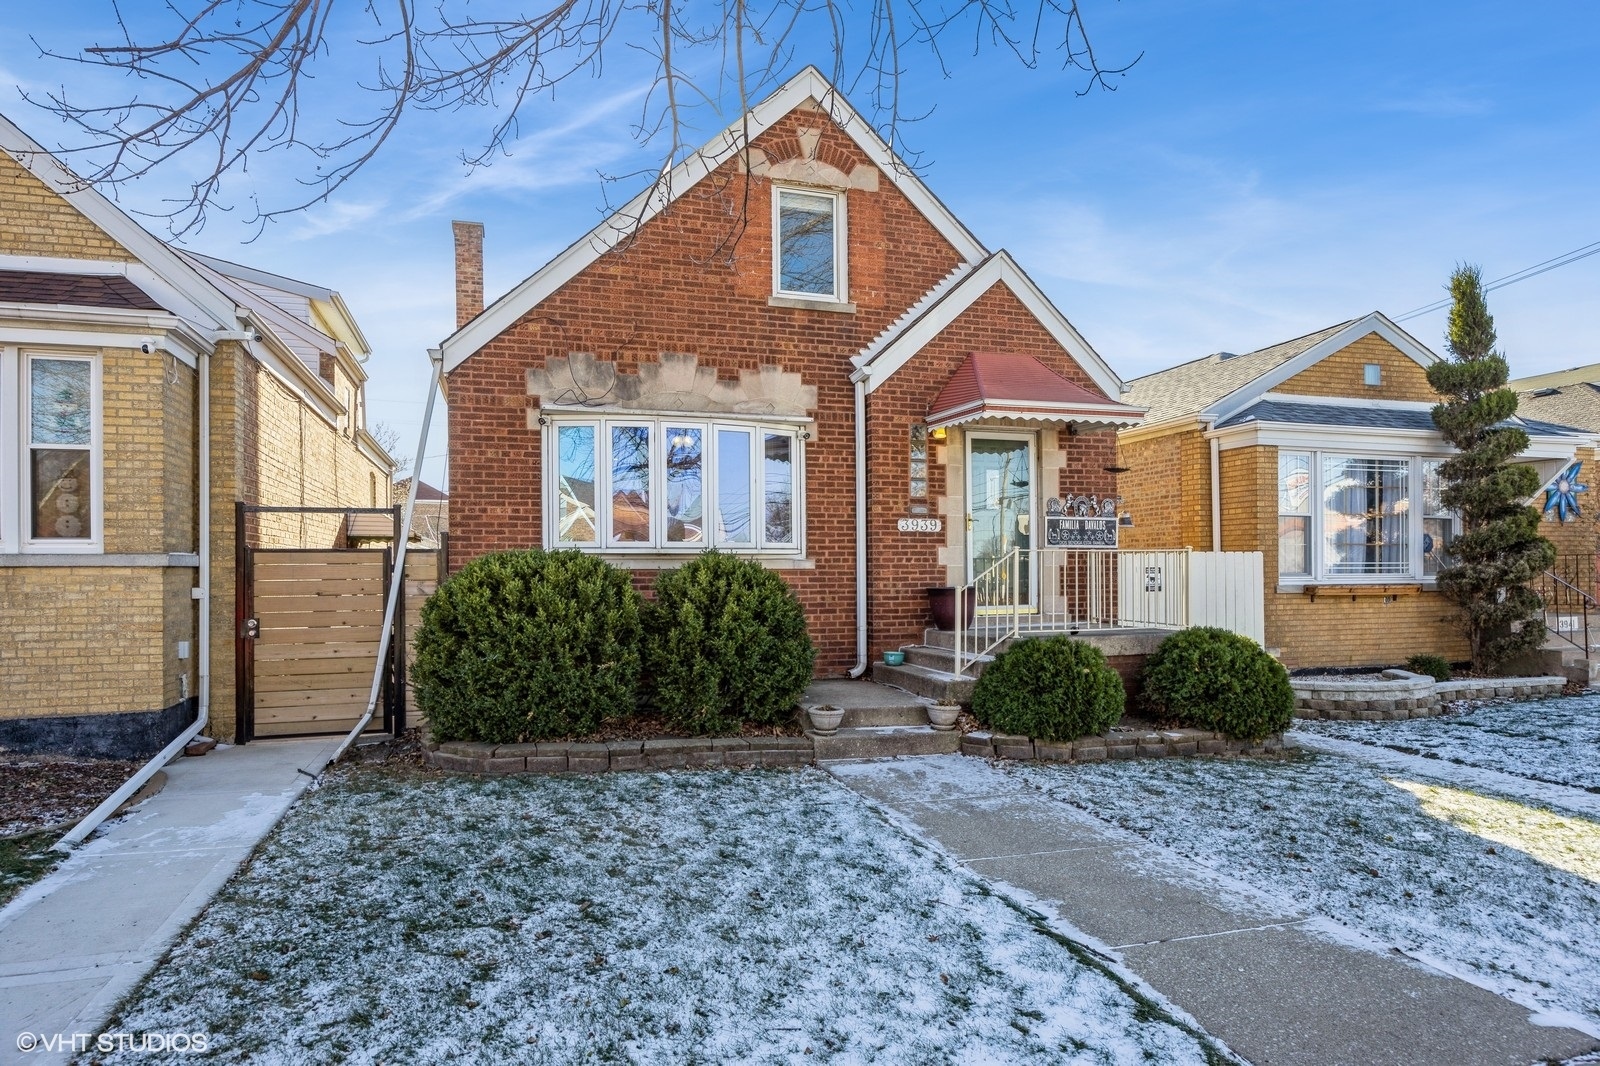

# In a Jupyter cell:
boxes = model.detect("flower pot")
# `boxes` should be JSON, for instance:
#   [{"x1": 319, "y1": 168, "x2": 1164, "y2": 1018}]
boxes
[
  {"x1": 927, "y1": 586, "x2": 976, "y2": 631},
  {"x1": 882, "y1": 650, "x2": 906, "y2": 666},
  {"x1": 806, "y1": 704, "x2": 845, "y2": 735},
  {"x1": 927, "y1": 704, "x2": 961, "y2": 731}
]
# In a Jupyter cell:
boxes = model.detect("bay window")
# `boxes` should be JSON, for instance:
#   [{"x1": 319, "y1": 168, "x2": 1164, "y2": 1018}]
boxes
[
  {"x1": 550, "y1": 416, "x2": 801, "y2": 552},
  {"x1": 1275, "y1": 450, "x2": 1452, "y2": 582},
  {"x1": 2, "y1": 349, "x2": 102, "y2": 553}
]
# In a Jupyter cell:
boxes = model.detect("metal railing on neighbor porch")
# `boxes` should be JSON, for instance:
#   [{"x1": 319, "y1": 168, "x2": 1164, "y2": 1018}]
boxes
[
  {"x1": 953, "y1": 548, "x2": 1264, "y2": 675},
  {"x1": 1536, "y1": 555, "x2": 1598, "y2": 655}
]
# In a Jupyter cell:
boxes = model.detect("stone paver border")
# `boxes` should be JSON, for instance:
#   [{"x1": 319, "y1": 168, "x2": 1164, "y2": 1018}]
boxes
[
  {"x1": 1291, "y1": 670, "x2": 1566, "y2": 722},
  {"x1": 423, "y1": 724, "x2": 1293, "y2": 774}
]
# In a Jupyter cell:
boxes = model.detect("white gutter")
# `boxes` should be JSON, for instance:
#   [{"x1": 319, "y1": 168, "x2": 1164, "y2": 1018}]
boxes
[
  {"x1": 1209, "y1": 433, "x2": 1221, "y2": 552},
  {"x1": 846, "y1": 379, "x2": 868, "y2": 678},
  {"x1": 328, "y1": 349, "x2": 444, "y2": 765},
  {"x1": 55, "y1": 332, "x2": 225, "y2": 850}
]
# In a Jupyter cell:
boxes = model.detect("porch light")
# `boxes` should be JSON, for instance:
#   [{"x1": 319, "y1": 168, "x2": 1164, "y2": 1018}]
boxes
[
  {"x1": 929, "y1": 425, "x2": 946, "y2": 442},
  {"x1": 1118, "y1": 512, "x2": 1134, "y2": 527}
]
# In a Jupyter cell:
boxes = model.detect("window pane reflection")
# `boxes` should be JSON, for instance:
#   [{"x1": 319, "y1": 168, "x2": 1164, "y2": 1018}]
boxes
[
  {"x1": 610, "y1": 425, "x2": 651, "y2": 543},
  {"x1": 764, "y1": 433, "x2": 794, "y2": 544},
  {"x1": 717, "y1": 428, "x2": 753, "y2": 545},
  {"x1": 556, "y1": 424, "x2": 597, "y2": 544},
  {"x1": 665, "y1": 426, "x2": 703, "y2": 543}
]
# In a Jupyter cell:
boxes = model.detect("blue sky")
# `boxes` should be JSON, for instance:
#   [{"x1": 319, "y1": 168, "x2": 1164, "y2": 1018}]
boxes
[{"x1": 3, "y1": 2, "x2": 1597, "y2": 489}]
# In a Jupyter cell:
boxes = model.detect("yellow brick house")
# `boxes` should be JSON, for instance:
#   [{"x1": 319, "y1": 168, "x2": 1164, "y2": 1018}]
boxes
[
  {"x1": 0, "y1": 112, "x2": 393, "y2": 756},
  {"x1": 1117, "y1": 312, "x2": 1591, "y2": 668}
]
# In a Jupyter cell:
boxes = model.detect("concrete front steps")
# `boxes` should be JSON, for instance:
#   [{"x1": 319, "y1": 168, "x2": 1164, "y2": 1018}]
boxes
[
  {"x1": 801, "y1": 679, "x2": 959, "y2": 760},
  {"x1": 1517, "y1": 637, "x2": 1600, "y2": 687}
]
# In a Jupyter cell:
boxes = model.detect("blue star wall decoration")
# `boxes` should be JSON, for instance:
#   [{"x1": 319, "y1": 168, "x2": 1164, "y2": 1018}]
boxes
[{"x1": 1543, "y1": 461, "x2": 1588, "y2": 522}]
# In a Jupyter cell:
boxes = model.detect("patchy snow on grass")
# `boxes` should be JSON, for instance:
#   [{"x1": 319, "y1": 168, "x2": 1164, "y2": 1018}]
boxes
[
  {"x1": 91, "y1": 766, "x2": 1217, "y2": 1065},
  {"x1": 1294, "y1": 693, "x2": 1600, "y2": 792},
  {"x1": 1000, "y1": 752, "x2": 1600, "y2": 1029}
]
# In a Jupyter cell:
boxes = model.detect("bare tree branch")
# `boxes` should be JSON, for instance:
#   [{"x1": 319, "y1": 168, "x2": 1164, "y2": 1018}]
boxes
[{"x1": 25, "y1": 0, "x2": 1139, "y2": 236}]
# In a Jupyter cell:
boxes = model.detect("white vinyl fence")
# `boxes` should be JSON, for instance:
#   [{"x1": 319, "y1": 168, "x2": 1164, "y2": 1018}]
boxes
[{"x1": 1115, "y1": 549, "x2": 1264, "y2": 644}]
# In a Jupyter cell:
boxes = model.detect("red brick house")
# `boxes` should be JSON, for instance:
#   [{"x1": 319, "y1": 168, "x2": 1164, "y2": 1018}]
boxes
[{"x1": 439, "y1": 67, "x2": 1145, "y2": 675}]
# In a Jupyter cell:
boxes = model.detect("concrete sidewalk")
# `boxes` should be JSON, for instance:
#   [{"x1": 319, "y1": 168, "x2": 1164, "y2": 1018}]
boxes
[
  {"x1": 827, "y1": 755, "x2": 1599, "y2": 1066},
  {"x1": 0, "y1": 738, "x2": 340, "y2": 1065}
]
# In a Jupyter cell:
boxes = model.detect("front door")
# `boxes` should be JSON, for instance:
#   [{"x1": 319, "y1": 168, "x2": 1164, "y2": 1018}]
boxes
[{"x1": 967, "y1": 433, "x2": 1035, "y2": 609}]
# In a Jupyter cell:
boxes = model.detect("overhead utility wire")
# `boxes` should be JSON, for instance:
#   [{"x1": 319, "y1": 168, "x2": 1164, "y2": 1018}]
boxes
[{"x1": 1393, "y1": 239, "x2": 1600, "y2": 322}]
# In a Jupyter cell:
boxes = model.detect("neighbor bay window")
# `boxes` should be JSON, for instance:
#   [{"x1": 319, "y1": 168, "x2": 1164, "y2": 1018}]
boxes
[
  {"x1": 1275, "y1": 450, "x2": 1452, "y2": 582},
  {"x1": 551, "y1": 416, "x2": 800, "y2": 552},
  {"x1": 1, "y1": 349, "x2": 102, "y2": 553}
]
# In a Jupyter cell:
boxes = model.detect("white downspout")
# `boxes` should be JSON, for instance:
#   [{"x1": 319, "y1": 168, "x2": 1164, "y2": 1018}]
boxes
[
  {"x1": 1209, "y1": 433, "x2": 1221, "y2": 553},
  {"x1": 56, "y1": 337, "x2": 217, "y2": 851},
  {"x1": 847, "y1": 378, "x2": 869, "y2": 678},
  {"x1": 328, "y1": 349, "x2": 444, "y2": 765}
]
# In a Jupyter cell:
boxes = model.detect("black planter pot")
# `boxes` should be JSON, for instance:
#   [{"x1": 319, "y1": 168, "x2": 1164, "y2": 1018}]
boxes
[{"x1": 927, "y1": 586, "x2": 976, "y2": 631}]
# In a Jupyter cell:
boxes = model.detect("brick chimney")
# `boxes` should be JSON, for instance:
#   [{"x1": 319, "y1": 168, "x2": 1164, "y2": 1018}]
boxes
[{"x1": 452, "y1": 220, "x2": 484, "y2": 329}]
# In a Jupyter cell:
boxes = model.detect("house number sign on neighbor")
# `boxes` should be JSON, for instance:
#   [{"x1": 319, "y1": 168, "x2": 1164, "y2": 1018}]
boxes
[{"x1": 898, "y1": 517, "x2": 943, "y2": 533}]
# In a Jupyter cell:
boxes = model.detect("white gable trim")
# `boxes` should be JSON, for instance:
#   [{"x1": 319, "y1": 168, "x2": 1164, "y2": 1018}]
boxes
[
  {"x1": 850, "y1": 251, "x2": 1126, "y2": 400},
  {"x1": 0, "y1": 115, "x2": 241, "y2": 332},
  {"x1": 440, "y1": 66, "x2": 989, "y2": 373},
  {"x1": 1205, "y1": 312, "x2": 1439, "y2": 427}
]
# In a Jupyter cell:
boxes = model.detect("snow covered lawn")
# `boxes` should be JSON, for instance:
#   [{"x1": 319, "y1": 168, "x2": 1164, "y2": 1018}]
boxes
[
  {"x1": 92, "y1": 765, "x2": 1221, "y2": 1064},
  {"x1": 1000, "y1": 734, "x2": 1600, "y2": 1030},
  {"x1": 1295, "y1": 692, "x2": 1600, "y2": 791}
]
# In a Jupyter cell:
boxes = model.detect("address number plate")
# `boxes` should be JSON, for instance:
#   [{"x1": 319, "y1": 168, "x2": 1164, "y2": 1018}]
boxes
[{"x1": 897, "y1": 518, "x2": 943, "y2": 533}]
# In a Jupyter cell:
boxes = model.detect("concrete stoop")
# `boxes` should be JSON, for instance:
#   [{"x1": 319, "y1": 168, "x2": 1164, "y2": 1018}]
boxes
[
  {"x1": 1520, "y1": 641, "x2": 1599, "y2": 687},
  {"x1": 870, "y1": 659, "x2": 975, "y2": 705}
]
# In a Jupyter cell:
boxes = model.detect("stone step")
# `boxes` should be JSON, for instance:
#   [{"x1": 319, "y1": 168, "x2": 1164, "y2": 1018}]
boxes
[
  {"x1": 870, "y1": 660, "x2": 976, "y2": 705},
  {"x1": 810, "y1": 725, "x2": 962, "y2": 761},
  {"x1": 802, "y1": 678, "x2": 932, "y2": 728},
  {"x1": 901, "y1": 644, "x2": 995, "y2": 676}
]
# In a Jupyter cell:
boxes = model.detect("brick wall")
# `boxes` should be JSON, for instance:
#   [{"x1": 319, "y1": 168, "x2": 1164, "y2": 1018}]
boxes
[
  {"x1": 1117, "y1": 427, "x2": 1211, "y2": 549},
  {"x1": 446, "y1": 106, "x2": 1119, "y2": 671},
  {"x1": 1277, "y1": 333, "x2": 1437, "y2": 403},
  {"x1": 0, "y1": 153, "x2": 135, "y2": 261}
]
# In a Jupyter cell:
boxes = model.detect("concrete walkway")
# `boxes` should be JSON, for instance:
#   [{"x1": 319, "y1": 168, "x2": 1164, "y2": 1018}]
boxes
[
  {"x1": 826, "y1": 755, "x2": 1599, "y2": 1066},
  {"x1": 0, "y1": 738, "x2": 340, "y2": 1064}
]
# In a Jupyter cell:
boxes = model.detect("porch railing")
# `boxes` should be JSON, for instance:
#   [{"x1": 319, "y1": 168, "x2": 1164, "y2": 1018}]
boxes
[
  {"x1": 1535, "y1": 560, "x2": 1596, "y2": 655},
  {"x1": 952, "y1": 548, "x2": 1264, "y2": 675}
]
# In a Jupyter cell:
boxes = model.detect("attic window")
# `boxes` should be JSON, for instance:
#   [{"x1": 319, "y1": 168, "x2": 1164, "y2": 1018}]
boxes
[
  {"x1": 1364, "y1": 363, "x2": 1382, "y2": 387},
  {"x1": 774, "y1": 187, "x2": 845, "y2": 301}
]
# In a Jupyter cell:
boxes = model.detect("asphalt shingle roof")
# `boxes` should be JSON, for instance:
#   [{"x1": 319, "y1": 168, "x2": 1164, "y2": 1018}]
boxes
[
  {"x1": 1217, "y1": 399, "x2": 1588, "y2": 438},
  {"x1": 0, "y1": 269, "x2": 165, "y2": 312},
  {"x1": 1123, "y1": 320, "x2": 1354, "y2": 425},
  {"x1": 1516, "y1": 383, "x2": 1600, "y2": 435}
]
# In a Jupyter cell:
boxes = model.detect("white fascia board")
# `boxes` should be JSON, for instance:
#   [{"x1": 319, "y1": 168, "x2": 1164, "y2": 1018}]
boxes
[
  {"x1": 238, "y1": 310, "x2": 341, "y2": 424},
  {"x1": 354, "y1": 428, "x2": 397, "y2": 473},
  {"x1": 0, "y1": 116, "x2": 241, "y2": 331},
  {"x1": 0, "y1": 306, "x2": 209, "y2": 366},
  {"x1": 930, "y1": 395, "x2": 1143, "y2": 423},
  {"x1": 184, "y1": 249, "x2": 337, "y2": 303},
  {"x1": 440, "y1": 65, "x2": 989, "y2": 373},
  {"x1": 1255, "y1": 391, "x2": 1437, "y2": 412},
  {"x1": 0, "y1": 254, "x2": 229, "y2": 335},
  {"x1": 855, "y1": 251, "x2": 1126, "y2": 400},
  {"x1": 1205, "y1": 312, "x2": 1442, "y2": 427},
  {"x1": 1208, "y1": 419, "x2": 1582, "y2": 463}
]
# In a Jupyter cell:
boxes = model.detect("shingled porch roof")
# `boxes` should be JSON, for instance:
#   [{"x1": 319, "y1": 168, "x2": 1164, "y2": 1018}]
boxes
[{"x1": 926, "y1": 352, "x2": 1146, "y2": 430}]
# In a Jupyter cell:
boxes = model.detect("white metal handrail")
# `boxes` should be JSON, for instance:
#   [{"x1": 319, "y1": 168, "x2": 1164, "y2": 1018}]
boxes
[{"x1": 956, "y1": 547, "x2": 1021, "y2": 675}]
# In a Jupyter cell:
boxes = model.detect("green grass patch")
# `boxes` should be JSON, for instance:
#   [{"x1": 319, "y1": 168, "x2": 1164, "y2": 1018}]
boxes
[{"x1": 0, "y1": 829, "x2": 64, "y2": 906}]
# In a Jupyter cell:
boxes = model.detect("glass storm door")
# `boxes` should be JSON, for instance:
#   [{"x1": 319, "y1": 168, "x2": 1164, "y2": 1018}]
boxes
[{"x1": 967, "y1": 434, "x2": 1035, "y2": 609}]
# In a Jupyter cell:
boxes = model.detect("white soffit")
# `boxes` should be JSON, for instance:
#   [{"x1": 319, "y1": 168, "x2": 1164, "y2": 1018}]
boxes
[
  {"x1": 440, "y1": 66, "x2": 990, "y2": 373},
  {"x1": 854, "y1": 251, "x2": 1127, "y2": 401}
]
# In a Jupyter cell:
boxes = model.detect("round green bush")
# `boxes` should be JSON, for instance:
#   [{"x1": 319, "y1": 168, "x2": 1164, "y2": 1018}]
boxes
[
  {"x1": 1140, "y1": 627, "x2": 1292, "y2": 741},
  {"x1": 970, "y1": 636, "x2": 1125, "y2": 741},
  {"x1": 1404, "y1": 653, "x2": 1453, "y2": 682},
  {"x1": 644, "y1": 551, "x2": 816, "y2": 735},
  {"x1": 411, "y1": 550, "x2": 643, "y2": 743}
]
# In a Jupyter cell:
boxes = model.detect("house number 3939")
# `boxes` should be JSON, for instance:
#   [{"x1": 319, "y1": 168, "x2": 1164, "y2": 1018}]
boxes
[{"x1": 897, "y1": 518, "x2": 943, "y2": 533}]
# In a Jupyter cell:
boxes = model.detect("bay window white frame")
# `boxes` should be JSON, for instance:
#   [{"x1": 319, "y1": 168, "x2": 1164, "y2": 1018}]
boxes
[
  {"x1": 1, "y1": 346, "x2": 104, "y2": 554},
  {"x1": 1275, "y1": 448, "x2": 1450, "y2": 585},
  {"x1": 544, "y1": 414, "x2": 804, "y2": 556},
  {"x1": 772, "y1": 186, "x2": 848, "y2": 303}
]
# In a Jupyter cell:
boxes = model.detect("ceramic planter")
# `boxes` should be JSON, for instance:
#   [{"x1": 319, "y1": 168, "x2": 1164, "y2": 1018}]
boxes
[
  {"x1": 806, "y1": 704, "x2": 845, "y2": 735},
  {"x1": 927, "y1": 704, "x2": 961, "y2": 731}
]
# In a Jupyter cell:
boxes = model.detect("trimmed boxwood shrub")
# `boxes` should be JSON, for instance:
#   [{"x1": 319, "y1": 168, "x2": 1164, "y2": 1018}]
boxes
[
  {"x1": 1140, "y1": 627, "x2": 1292, "y2": 741},
  {"x1": 644, "y1": 551, "x2": 815, "y2": 735},
  {"x1": 1404, "y1": 653, "x2": 1453, "y2": 682},
  {"x1": 970, "y1": 636, "x2": 1125, "y2": 742},
  {"x1": 411, "y1": 550, "x2": 643, "y2": 743}
]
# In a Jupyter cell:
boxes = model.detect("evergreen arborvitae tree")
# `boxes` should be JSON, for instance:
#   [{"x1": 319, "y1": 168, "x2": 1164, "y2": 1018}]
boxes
[{"x1": 1426, "y1": 264, "x2": 1556, "y2": 672}]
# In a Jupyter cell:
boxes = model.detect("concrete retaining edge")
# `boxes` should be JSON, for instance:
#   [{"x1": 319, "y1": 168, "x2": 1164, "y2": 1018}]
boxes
[{"x1": 1290, "y1": 671, "x2": 1567, "y2": 722}]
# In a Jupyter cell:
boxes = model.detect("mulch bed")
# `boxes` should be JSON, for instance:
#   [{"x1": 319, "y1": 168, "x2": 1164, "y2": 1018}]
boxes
[{"x1": 0, "y1": 753, "x2": 140, "y2": 838}]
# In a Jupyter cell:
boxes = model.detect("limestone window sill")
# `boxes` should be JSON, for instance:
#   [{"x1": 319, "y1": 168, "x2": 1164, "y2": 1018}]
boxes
[{"x1": 768, "y1": 295, "x2": 856, "y2": 314}]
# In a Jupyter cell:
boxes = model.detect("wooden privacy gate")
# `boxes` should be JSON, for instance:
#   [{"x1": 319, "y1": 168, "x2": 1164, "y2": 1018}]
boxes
[{"x1": 236, "y1": 504, "x2": 407, "y2": 742}]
